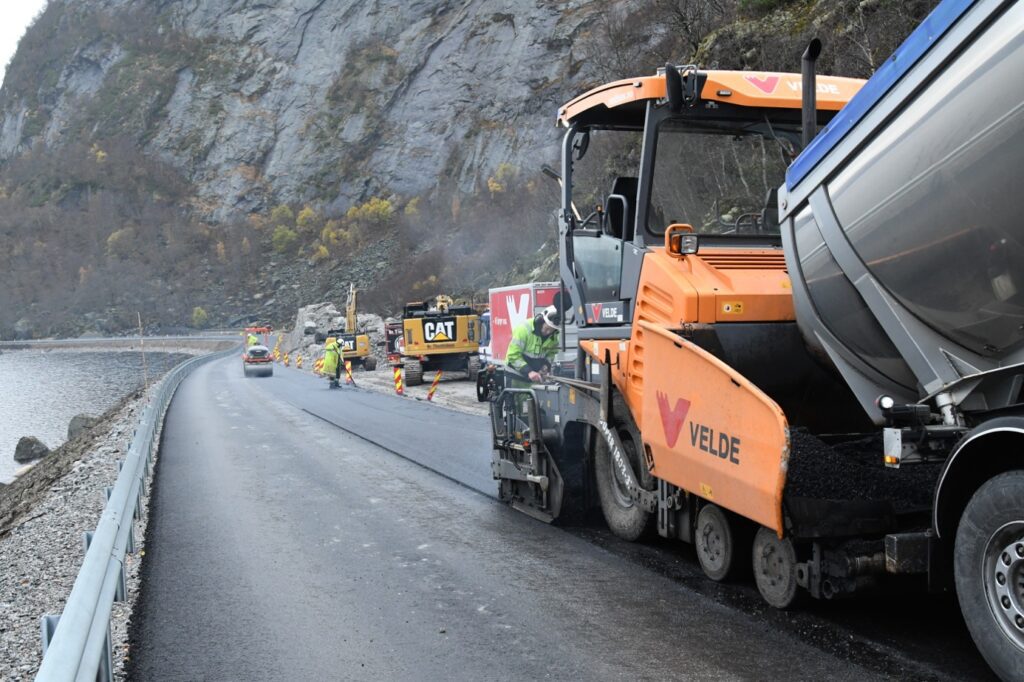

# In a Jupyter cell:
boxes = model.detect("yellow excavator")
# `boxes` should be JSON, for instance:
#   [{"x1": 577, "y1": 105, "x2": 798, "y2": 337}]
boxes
[
  {"x1": 326, "y1": 283, "x2": 377, "y2": 371},
  {"x1": 400, "y1": 294, "x2": 481, "y2": 385}
]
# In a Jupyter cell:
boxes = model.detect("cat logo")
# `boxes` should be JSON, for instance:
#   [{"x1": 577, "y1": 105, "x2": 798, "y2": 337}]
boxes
[
  {"x1": 339, "y1": 336, "x2": 355, "y2": 351},
  {"x1": 423, "y1": 318, "x2": 456, "y2": 343}
]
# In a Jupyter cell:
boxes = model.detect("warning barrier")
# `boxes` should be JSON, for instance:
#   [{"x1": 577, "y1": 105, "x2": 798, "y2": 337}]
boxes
[
  {"x1": 283, "y1": 353, "x2": 290, "y2": 367},
  {"x1": 296, "y1": 355, "x2": 303, "y2": 369},
  {"x1": 427, "y1": 370, "x2": 443, "y2": 401},
  {"x1": 314, "y1": 358, "x2": 324, "y2": 374},
  {"x1": 344, "y1": 360, "x2": 354, "y2": 385},
  {"x1": 393, "y1": 366, "x2": 404, "y2": 396}
]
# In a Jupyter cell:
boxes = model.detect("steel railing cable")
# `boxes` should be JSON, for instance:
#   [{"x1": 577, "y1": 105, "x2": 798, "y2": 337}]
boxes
[{"x1": 35, "y1": 346, "x2": 236, "y2": 682}]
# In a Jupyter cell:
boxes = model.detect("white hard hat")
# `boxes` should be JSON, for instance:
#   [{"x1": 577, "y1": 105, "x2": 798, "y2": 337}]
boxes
[{"x1": 541, "y1": 306, "x2": 561, "y2": 328}]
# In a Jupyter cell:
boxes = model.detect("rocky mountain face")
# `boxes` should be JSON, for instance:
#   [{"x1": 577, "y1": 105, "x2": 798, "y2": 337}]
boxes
[
  {"x1": 0, "y1": 0, "x2": 939, "y2": 337},
  {"x1": 1, "y1": 0, "x2": 605, "y2": 220}
]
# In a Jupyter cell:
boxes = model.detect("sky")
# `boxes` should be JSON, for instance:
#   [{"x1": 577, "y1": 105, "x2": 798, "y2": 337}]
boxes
[{"x1": 0, "y1": 0, "x2": 49, "y2": 89}]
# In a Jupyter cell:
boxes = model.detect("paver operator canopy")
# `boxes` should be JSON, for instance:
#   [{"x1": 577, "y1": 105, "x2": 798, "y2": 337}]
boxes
[{"x1": 556, "y1": 68, "x2": 863, "y2": 247}]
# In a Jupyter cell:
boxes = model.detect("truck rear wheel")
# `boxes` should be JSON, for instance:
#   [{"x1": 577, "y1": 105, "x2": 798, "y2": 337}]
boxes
[
  {"x1": 404, "y1": 359, "x2": 423, "y2": 386},
  {"x1": 594, "y1": 412, "x2": 653, "y2": 542},
  {"x1": 753, "y1": 527, "x2": 801, "y2": 609},
  {"x1": 695, "y1": 504, "x2": 743, "y2": 582},
  {"x1": 954, "y1": 470, "x2": 1024, "y2": 680}
]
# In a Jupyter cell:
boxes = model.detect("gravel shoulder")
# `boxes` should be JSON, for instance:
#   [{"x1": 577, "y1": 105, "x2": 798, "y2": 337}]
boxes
[
  {"x1": 0, "y1": 345, "x2": 225, "y2": 679},
  {"x1": 0, "y1": 388, "x2": 151, "y2": 679}
]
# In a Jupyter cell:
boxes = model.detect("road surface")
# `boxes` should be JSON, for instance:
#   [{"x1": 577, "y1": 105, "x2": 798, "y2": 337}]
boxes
[{"x1": 129, "y1": 356, "x2": 994, "y2": 680}]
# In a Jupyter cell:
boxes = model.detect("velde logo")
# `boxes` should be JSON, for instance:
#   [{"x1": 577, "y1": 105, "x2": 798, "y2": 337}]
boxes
[
  {"x1": 424, "y1": 318, "x2": 456, "y2": 343},
  {"x1": 656, "y1": 391, "x2": 691, "y2": 448}
]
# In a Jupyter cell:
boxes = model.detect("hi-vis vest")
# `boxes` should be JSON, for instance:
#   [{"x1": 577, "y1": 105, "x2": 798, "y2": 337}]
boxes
[
  {"x1": 506, "y1": 319, "x2": 558, "y2": 372},
  {"x1": 323, "y1": 341, "x2": 341, "y2": 374}
]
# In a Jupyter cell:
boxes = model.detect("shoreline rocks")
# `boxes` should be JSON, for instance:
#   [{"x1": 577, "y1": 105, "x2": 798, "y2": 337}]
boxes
[
  {"x1": 14, "y1": 437, "x2": 50, "y2": 463},
  {"x1": 68, "y1": 414, "x2": 99, "y2": 440}
]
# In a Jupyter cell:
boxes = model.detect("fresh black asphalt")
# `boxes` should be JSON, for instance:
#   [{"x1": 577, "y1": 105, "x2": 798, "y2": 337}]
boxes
[{"x1": 129, "y1": 356, "x2": 994, "y2": 680}]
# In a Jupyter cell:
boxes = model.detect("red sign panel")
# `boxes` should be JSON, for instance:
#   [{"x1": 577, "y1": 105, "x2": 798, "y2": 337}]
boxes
[{"x1": 487, "y1": 283, "x2": 560, "y2": 362}]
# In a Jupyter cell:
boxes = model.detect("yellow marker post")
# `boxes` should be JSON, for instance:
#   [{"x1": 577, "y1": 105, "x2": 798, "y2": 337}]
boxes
[
  {"x1": 344, "y1": 360, "x2": 354, "y2": 385},
  {"x1": 393, "y1": 366, "x2": 404, "y2": 396},
  {"x1": 296, "y1": 355, "x2": 303, "y2": 369},
  {"x1": 283, "y1": 353, "x2": 290, "y2": 367},
  {"x1": 427, "y1": 370, "x2": 443, "y2": 401}
]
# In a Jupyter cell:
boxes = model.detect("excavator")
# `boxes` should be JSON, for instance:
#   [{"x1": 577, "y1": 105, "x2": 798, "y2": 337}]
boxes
[
  {"x1": 400, "y1": 294, "x2": 481, "y2": 385},
  {"x1": 326, "y1": 283, "x2": 377, "y2": 371},
  {"x1": 489, "y1": 0, "x2": 1024, "y2": 678}
]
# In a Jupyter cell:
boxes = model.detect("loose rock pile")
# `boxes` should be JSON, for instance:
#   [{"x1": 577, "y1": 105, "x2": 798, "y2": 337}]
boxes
[{"x1": 280, "y1": 303, "x2": 387, "y2": 366}]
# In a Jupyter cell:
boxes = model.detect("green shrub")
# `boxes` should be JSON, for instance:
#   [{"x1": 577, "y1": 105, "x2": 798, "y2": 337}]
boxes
[
  {"x1": 296, "y1": 205, "x2": 319, "y2": 233},
  {"x1": 270, "y1": 204, "x2": 294, "y2": 226},
  {"x1": 191, "y1": 306, "x2": 209, "y2": 328},
  {"x1": 271, "y1": 225, "x2": 299, "y2": 254}
]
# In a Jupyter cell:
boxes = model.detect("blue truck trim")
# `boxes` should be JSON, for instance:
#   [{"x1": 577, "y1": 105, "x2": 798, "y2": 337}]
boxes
[{"x1": 786, "y1": 0, "x2": 977, "y2": 190}]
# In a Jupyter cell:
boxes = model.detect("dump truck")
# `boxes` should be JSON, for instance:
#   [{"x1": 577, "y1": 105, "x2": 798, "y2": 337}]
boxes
[
  {"x1": 326, "y1": 284, "x2": 377, "y2": 371},
  {"x1": 400, "y1": 294, "x2": 481, "y2": 385},
  {"x1": 488, "y1": 1, "x2": 1023, "y2": 678}
]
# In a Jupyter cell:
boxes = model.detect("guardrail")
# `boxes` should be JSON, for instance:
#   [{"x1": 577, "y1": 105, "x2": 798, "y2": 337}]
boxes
[{"x1": 35, "y1": 347, "x2": 236, "y2": 681}]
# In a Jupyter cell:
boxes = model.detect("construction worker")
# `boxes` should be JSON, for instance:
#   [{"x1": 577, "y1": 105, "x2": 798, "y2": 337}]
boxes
[
  {"x1": 322, "y1": 336, "x2": 342, "y2": 387},
  {"x1": 246, "y1": 331, "x2": 259, "y2": 347},
  {"x1": 506, "y1": 306, "x2": 561, "y2": 383}
]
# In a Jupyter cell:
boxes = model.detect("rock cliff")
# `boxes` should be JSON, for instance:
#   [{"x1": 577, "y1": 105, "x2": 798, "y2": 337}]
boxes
[
  {"x1": 0, "y1": 0, "x2": 939, "y2": 336},
  {"x1": 1, "y1": 0, "x2": 606, "y2": 220}
]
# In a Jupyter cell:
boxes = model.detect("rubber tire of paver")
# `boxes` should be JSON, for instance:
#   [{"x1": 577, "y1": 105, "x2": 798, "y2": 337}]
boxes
[
  {"x1": 594, "y1": 407, "x2": 653, "y2": 542},
  {"x1": 695, "y1": 504, "x2": 741, "y2": 582},
  {"x1": 466, "y1": 354, "x2": 482, "y2": 379},
  {"x1": 752, "y1": 526, "x2": 801, "y2": 609},
  {"x1": 363, "y1": 356, "x2": 378, "y2": 371},
  {"x1": 954, "y1": 470, "x2": 1024, "y2": 681},
  {"x1": 404, "y1": 359, "x2": 423, "y2": 386}
]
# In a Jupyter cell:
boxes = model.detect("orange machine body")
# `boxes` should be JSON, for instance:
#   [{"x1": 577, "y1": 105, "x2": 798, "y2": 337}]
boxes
[
  {"x1": 558, "y1": 66, "x2": 864, "y2": 535},
  {"x1": 579, "y1": 246, "x2": 794, "y2": 532}
]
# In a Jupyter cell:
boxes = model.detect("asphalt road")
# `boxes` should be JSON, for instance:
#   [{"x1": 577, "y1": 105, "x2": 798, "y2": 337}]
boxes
[{"x1": 130, "y1": 357, "x2": 995, "y2": 681}]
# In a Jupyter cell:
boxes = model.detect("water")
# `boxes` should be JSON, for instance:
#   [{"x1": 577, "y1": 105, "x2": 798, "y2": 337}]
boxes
[{"x1": 0, "y1": 350, "x2": 189, "y2": 482}]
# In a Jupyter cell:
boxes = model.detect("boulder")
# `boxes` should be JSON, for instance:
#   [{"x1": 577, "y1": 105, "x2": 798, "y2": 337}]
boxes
[
  {"x1": 14, "y1": 436, "x2": 50, "y2": 463},
  {"x1": 67, "y1": 414, "x2": 99, "y2": 440}
]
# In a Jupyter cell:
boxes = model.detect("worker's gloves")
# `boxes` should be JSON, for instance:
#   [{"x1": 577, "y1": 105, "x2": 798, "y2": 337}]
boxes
[{"x1": 528, "y1": 371, "x2": 543, "y2": 382}]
